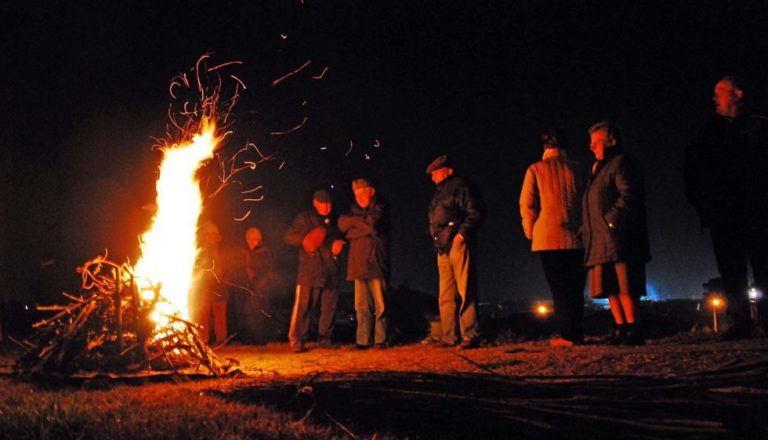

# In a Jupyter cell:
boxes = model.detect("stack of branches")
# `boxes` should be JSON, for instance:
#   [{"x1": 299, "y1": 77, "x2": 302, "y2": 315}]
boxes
[{"x1": 14, "y1": 255, "x2": 235, "y2": 377}]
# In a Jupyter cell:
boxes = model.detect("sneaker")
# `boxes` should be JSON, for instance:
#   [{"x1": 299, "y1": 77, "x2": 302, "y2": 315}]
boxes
[
  {"x1": 550, "y1": 337, "x2": 574, "y2": 348},
  {"x1": 290, "y1": 344, "x2": 304, "y2": 353},
  {"x1": 374, "y1": 343, "x2": 388, "y2": 350},
  {"x1": 436, "y1": 340, "x2": 457, "y2": 348},
  {"x1": 355, "y1": 344, "x2": 371, "y2": 350},
  {"x1": 456, "y1": 337, "x2": 480, "y2": 350}
]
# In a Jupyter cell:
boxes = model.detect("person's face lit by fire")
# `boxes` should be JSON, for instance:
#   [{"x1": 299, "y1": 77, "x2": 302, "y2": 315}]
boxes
[
  {"x1": 430, "y1": 167, "x2": 454, "y2": 184},
  {"x1": 203, "y1": 224, "x2": 222, "y2": 248},
  {"x1": 313, "y1": 199, "x2": 332, "y2": 217},
  {"x1": 245, "y1": 227, "x2": 262, "y2": 250},
  {"x1": 354, "y1": 186, "x2": 376, "y2": 208},
  {"x1": 713, "y1": 79, "x2": 744, "y2": 119},
  {"x1": 589, "y1": 129, "x2": 616, "y2": 161}
]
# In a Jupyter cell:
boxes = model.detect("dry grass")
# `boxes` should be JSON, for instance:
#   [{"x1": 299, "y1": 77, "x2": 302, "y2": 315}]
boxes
[{"x1": 0, "y1": 378, "x2": 363, "y2": 440}]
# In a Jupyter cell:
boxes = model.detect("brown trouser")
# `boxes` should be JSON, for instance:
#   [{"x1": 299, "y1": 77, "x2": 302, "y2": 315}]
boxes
[
  {"x1": 354, "y1": 278, "x2": 388, "y2": 346},
  {"x1": 437, "y1": 240, "x2": 479, "y2": 345},
  {"x1": 288, "y1": 285, "x2": 338, "y2": 349},
  {"x1": 192, "y1": 300, "x2": 228, "y2": 344}
]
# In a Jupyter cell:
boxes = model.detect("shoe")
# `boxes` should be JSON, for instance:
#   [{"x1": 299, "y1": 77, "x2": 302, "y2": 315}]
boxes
[
  {"x1": 550, "y1": 337, "x2": 574, "y2": 347},
  {"x1": 607, "y1": 324, "x2": 626, "y2": 345},
  {"x1": 374, "y1": 343, "x2": 388, "y2": 350},
  {"x1": 456, "y1": 337, "x2": 480, "y2": 350},
  {"x1": 290, "y1": 344, "x2": 304, "y2": 353},
  {"x1": 355, "y1": 344, "x2": 371, "y2": 350},
  {"x1": 436, "y1": 340, "x2": 457, "y2": 348},
  {"x1": 622, "y1": 324, "x2": 645, "y2": 346}
]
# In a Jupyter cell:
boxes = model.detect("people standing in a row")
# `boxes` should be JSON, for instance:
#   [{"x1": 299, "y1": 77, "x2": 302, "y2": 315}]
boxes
[
  {"x1": 519, "y1": 129, "x2": 589, "y2": 347},
  {"x1": 582, "y1": 121, "x2": 650, "y2": 346},
  {"x1": 283, "y1": 189, "x2": 345, "y2": 352},
  {"x1": 426, "y1": 155, "x2": 485, "y2": 349},
  {"x1": 338, "y1": 178, "x2": 391, "y2": 349},
  {"x1": 685, "y1": 75, "x2": 768, "y2": 339}
]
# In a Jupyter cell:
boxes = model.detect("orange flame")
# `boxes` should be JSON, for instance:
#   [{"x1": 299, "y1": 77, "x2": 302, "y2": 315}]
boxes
[{"x1": 134, "y1": 119, "x2": 220, "y2": 324}]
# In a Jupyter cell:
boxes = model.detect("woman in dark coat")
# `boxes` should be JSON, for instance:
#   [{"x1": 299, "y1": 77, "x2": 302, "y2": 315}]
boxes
[{"x1": 582, "y1": 121, "x2": 650, "y2": 345}]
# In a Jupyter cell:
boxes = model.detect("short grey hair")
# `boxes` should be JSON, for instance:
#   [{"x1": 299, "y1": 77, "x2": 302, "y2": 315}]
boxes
[{"x1": 588, "y1": 120, "x2": 622, "y2": 145}]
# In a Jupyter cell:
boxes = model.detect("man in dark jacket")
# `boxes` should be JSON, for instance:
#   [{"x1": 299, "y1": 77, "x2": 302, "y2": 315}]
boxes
[
  {"x1": 284, "y1": 189, "x2": 345, "y2": 352},
  {"x1": 426, "y1": 155, "x2": 484, "y2": 349},
  {"x1": 685, "y1": 75, "x2": 768, "y2": 339},
  {"x1": 338, "y1": 178, "x2": 390, "y2": 349}
]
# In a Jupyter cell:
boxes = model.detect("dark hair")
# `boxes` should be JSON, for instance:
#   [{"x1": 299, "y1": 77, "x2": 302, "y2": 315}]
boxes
[
  {"x1": 540, "y1": 128, "x2": 567, "y2": 150},
  {"x1": 588, "y1": 120, "x2": 623, "y2": 146},
  {"x1": 720, "y1": 75, "x2": 751, "y2": 98}
]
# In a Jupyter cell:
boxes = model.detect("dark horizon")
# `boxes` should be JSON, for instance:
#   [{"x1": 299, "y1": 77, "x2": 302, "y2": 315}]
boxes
[{"x1": 3, "y1": 1, "x2": 768, "y2": 304}]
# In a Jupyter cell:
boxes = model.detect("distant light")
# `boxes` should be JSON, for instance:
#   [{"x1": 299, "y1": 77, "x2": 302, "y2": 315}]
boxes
[
  {"x1": 24, "y1": 305, "x2": 29, "y2": 311},
  {"x1": 645, "y1": 283, "x2": 661, "y2": 302},
  {"x1": 709, "y1": 296, "x2": 725, "y2": 309},
  {"x1": 534, "y1": 303, "x2": 552, "y2": 317},
  {"x1": 748, "y1": 288, "x2": 762, "y2": 301}
]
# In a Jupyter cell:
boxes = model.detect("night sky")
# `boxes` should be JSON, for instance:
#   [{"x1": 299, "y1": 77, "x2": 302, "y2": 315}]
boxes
[{"x1": 3, "y1": 1, "x2": 768, "y2": 304}]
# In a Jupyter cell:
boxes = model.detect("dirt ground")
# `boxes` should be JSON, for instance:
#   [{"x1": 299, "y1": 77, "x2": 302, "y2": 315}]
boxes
[{"x1": 219, "y1": 336, "x2": 768, "y2": 379}]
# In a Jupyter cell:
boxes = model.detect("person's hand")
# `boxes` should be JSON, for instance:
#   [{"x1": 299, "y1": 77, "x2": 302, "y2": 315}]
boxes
[
  {"x1": 453, "y1": 233, "x2": 465, "y2": 245},
  {"x1": 302, "y1": 226, "x2": 327, "y2": 253},
  {"x1": 332, "y1": 239, "x2": 346, "y2": 256}
]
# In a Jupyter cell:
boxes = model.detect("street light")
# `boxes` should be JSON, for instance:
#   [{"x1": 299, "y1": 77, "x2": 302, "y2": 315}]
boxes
[
  {"x1": 534, "y1": 303, "x2": 552, "y2": 318},
  {"x1": 708, "y1": 295, "x2": 725, "y2": 333}
]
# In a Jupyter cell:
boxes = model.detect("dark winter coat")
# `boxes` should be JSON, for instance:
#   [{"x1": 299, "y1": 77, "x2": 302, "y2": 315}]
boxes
[
  {"x1": 684, "y1": 111, "x2": 768, "y2": 228},
  {"x1": 241, "y1": 244, "x2": 273, "y2": 292},
  {"x1": 284, "y1": 209, "x2": 341, "y2": 288},
  {"x1": 428, "y1": 175, "x2": 484, "y2": 254},
  {"x1": 338, "y1": 198, "x2": 390, "y2": 280},
  {"x1": 582, "y1": 148, "x2": 651, "y2": 267}
]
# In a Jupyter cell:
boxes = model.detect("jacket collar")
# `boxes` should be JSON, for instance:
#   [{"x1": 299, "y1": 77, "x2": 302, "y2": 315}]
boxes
[{"x1": 542, "y1": 148, "x2": 567, "y2": 161}]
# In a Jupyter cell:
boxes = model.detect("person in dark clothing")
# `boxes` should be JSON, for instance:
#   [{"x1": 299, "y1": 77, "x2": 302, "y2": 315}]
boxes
[
  {"x1": 338, "y1": 178, "x2": 390, "y2": 349},
  {"x1": 426, "y1": 155, "x2": 484, "y2": 349},
  {"x1": 519, "y1": 129, "x2": 589, "y2": 347},
  {"x1": 684, "y1": 76, "x2": 768, "y2": 339},
  {"x1": 232, "y1": 226, "x2": 273, "y2": 343},
  {"x1": 582, "y1": 121, "x2": 651, "y2": 346},
  {"x1": 284, "y1": 189, "x2": 345, "y2": 352}
]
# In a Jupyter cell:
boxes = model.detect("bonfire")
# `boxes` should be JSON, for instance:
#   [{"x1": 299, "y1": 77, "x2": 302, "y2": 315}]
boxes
[{"x1": 14, "y1": 55, "x2": 255, "y2": 377}]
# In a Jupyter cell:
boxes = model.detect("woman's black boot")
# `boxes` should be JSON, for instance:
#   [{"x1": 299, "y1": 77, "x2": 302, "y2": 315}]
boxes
[{"x1": 607, "y1": 324, "x2": 626, "y2": 345}]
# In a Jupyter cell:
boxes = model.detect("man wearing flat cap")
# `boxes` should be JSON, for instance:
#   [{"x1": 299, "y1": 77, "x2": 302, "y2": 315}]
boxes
[
  {"x1": 426, "y1": 155, "x2": 484, "y2": 349},
  {"x1": 284, "y1": 189, "x2": 346, "y2": 352},
  {"x1": 338, "y1": 178, "x2": 391, "y2": 349}
]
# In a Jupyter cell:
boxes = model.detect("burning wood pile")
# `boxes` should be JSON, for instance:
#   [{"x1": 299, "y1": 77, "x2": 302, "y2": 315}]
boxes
[{"x1": 15, "y1": 255, "x2": 236, "y2": 377}]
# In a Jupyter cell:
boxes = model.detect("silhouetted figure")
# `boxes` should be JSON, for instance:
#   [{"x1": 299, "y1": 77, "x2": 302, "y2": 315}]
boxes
[
  {"x1": 426, "y1": 155, "x2": 484, "y2": 349},
  {"x1": 233, "y1": 227, "x2": 273, "y2": 343},
  {"x1": 582, "y1": 121, "x2": 650, "y2": 346},
  {"x1": 520, "y1": 129, "x2": 589, "y2": 346},
  {"x1": 284, "y1": 189, "x2": 344, "y2": 352},
  {"x1": 338, "y1": 178, "x2": 390, "y2": 349},
  {"x1": 191, "y1": 222, "x2": 230, "y2": 344},
  {"x1": 684, "y1": 75, "x2": 768, "y2": 339}
]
